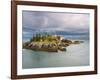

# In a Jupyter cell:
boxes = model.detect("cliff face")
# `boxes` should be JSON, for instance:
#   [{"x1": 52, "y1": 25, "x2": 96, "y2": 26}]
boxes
[{"x1": 23, "y1": 33, "x2": 83, "y2": 52}]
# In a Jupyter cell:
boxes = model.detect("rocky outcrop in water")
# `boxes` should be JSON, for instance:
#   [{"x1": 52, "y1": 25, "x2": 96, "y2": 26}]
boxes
[{"x1": 23, "y1": 33, "x2": 83, "y2": 52}]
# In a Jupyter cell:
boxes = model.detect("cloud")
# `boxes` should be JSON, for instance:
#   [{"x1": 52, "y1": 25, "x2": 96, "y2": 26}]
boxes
[{"x1": 22, "y1": 11, "x2": 90, "y2": 34}]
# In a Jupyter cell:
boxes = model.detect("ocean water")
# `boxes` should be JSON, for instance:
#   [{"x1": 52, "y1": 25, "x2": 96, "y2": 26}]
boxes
[{"x1": 22, "y1": 40, "x2": 90, "y2": 69}]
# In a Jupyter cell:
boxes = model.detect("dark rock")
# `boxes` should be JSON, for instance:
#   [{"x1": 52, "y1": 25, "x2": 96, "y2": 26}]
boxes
[
  {"x1": 61, "y1": 39, "x2": 72, "y2": 44},
  {"x1": 58, "y1": 47, "x2": 66, "y2": 51}
]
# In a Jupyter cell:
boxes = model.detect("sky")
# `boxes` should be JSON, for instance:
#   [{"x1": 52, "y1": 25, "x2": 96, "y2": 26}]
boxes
[{"x1": 22, "y1": 10, "x2": 90, "y2": 40}]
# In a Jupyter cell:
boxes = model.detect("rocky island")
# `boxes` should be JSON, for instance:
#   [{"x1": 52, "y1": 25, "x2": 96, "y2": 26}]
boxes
[{"x1": 23, "y1": 33, "x2": 83, "y2": 52}]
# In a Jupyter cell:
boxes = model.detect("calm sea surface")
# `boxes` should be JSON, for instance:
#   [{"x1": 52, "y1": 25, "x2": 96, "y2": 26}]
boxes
[{"x1": 22, "y1": 40, "x2": 89, "y2": 69}]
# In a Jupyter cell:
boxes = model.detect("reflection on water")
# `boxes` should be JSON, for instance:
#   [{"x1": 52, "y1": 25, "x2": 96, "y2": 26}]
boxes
[{"x1": 22, "y1": 40, "x2": 89, "y2": 69}]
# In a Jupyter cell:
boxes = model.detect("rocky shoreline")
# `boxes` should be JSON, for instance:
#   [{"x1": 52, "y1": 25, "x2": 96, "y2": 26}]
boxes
[{"x1": 23, "y1": 33, "x2": 83, "y2": 52}]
